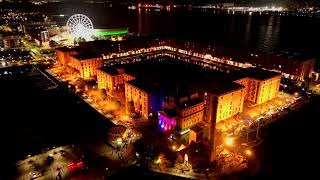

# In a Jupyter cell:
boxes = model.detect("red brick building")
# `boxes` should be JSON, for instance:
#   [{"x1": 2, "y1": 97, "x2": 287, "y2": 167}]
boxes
[
  {"x1": 55, "y1": 47, "x2": 80, "y2": 66},
  {"x1": 97, "y1": 67, "x2": 135, "y2": 97},
  {"x1": 69, "y1": 52, "x2": 103, "y2": 79}
]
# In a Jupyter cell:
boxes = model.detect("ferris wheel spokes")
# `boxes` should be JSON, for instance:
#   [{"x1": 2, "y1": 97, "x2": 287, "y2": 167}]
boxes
[{"x1": 66, "y1": 14, "x2": 94, "y2": 41}]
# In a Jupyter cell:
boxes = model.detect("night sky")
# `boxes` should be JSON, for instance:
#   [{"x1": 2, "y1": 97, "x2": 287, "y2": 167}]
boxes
[
  {"x1": 2, "y1": 0, "x2": 318, "y2": 8},
  {"x1": 47, "y1": 0, "x2": 318, "y2": 7}
]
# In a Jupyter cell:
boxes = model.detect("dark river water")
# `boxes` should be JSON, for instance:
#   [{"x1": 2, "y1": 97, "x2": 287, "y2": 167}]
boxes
[{"x1": 45, "y1": 3, "x2": 320, "y2": 59}]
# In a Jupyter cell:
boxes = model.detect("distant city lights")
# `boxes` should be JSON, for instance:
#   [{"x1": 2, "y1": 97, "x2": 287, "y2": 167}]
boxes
[{"x1": 227, "y1": 6, "x2": 285, "y2": 12}]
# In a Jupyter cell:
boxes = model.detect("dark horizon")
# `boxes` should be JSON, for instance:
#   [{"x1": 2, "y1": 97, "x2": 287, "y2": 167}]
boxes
[{"x1": 1, "y1": 0, "x2": 320, "y2": 8}]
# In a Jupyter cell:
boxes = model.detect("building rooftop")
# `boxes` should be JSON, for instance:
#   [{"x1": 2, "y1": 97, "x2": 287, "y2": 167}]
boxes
[
  {"x1": 72, "y1": 52, "x2": 102, "y2": 60},
  {"x1": 190, "y1": 123, "x2": 204, "y2": 133},
  {"x1": 161, "y1": 109, "x2": 179, "y2": 118},
  {"x1": 234, "y1": 68, "x2": 281, "y2": 81},
  {"x1": 0, "y1": 30, "x2": 23, "y2": 37},
  {"x1": 124, "y1": 58, "x2": 225, "y2": 84},
  {"x1": 247, "y1": 68, "x2": 281, "y2": 80},
  {"x1": 228, "y1": 68, "x2": 281, "y2": 81},
  {"x1": 99, "y1": 66, "x2": 121, "y2": 75},
  {"x1": 211, "y1": 46, "x2": 315, "y2": 64},
  {"x1": 56, "y1": 46, "x2": 82, "y2": 52},
  {"x1": 99, "y1": 66, "x2": 132, "y2": 77},
  {"x1": 177, "y1": 98, "x2": 204, "y2": 110},
  {"x1": 197, "y1": 79, "x2": 245, "y2": 96},
  {"x1": 127, "y1": 79, "x2": 162, "y2": 94},
  {"x1": 271, "y1": 51, "x2": 314, "y2": 62},
  {"x1": 78, "y1": 36, "x2": 161, "y2": 55},
  {"x1": 110, "y1": 58, "x2": 245, "y2": 96}
]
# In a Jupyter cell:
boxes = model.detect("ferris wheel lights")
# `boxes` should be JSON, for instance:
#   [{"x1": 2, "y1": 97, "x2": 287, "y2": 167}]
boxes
[{"x1": 66, "y1": 14, "x2": 94, "y2": 41}]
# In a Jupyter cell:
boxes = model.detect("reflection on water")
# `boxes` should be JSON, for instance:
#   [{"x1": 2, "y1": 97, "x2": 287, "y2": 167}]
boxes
[
  {"x1": 47, "y1": 4, "x2": 320, "y2": 55},
  {"x1": 244, "y1": 14, "x2": 252, "y2": 46},
  {"x1": 259, "y1": 16, "x2": 281, "y2": 52}
]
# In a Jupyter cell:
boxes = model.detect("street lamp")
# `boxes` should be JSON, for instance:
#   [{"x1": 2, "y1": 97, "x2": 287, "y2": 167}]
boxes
[
  {"x1": 245, "y1": 149, "x2": 253, "y2": 156},
  {"x1": 116, "y1": 138, "x2": 122, "y2": 145}
]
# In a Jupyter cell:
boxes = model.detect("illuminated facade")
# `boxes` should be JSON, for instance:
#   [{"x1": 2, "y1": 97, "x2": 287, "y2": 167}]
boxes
[
  {"x1": 125, "y1": 80, "x2": 163, "y2": 119},
  {"x1": 97, "y1": 68, "x2": 135, "y2": 96},
  {"x1": 55, "y1": 47, "x2": 79, "y2": 66},
  {"x1": 1, "y1": 35, "x2": 22, "y2": 49},
  {"x1": 214, "y1": 88, "x2": 245, "y2": 122},
  {"x1": 158, "y1": 110, "x2": 177, "y2": 132},
  {"x1": 69, "y1": 53, "x2": 103, "y2": 79},
  {"x1": 201, "y1": 83, "x2": 245, "y2": 161},
  {"x1": 250, "y1": 54, "x2": 316, "y2": 81},
  {"x1": 234, "y1": 69, "x2": 281, "y2": 105},
  {"x1": 298, "y1": 58, "x2": 316, "y2": 81},
  {"x1": 189, "y1": 124, "x2": 204, "y2": 144},
  {"x1": 161, "y1": 93, "x2": 204, "y2": 132},
  {"x1": 94, "y1": 28, "x2": 128, "y2": 41},
  {"x1": 56, "y1": 47, "x2": 103, "y2": 79},
  {"x1": 178, "y1": 102, "x2": 204, "y2": 131}
]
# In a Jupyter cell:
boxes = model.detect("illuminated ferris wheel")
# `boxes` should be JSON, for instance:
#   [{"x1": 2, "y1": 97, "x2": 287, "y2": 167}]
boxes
[{"x1": 66, "y1": 14, "x2": 94, "y2": 41}]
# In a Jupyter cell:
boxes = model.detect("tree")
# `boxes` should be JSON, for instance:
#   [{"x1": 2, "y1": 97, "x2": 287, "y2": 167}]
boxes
[
  {"x1": 176, "y1": 154, "x2": 184, "y2": 164},
  {"x1": 158, "y1": 154, "x2": 169, "y2": 171},
  {"x1": 127, "y1": 101, "x2": 135, "y2": 114},
  {"x1": 91, "y1": 35, "x2": 99, "y2": 40},
  {"x1": 115, "y1": 101, "x2": 121, "y2": 109},
  {"x1": 78, "y1": 37, "x2": 86, "y2": 42},
  {"x1": 133, "y1": 139, "x2": 154, "y2": 167},
  {"x1": 74, "y1": 38, "x2": 78, "y2": 45},
  {"x1": 100, "y1": 89, "x2": 107, "y2": 100}
]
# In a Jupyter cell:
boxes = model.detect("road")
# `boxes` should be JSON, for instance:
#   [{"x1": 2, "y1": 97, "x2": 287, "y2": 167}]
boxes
[{"x1": 15, "y1": 146, "x2": 80, "y2": 180}]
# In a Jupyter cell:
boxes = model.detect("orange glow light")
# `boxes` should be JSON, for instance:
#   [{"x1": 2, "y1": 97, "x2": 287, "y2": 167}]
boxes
[
  {"x1": 245, "y1": 149, "x2": 253, "y2": 156},
  {"x1": 224, "y1": 137, "x2": 235, "y2": 147}
]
